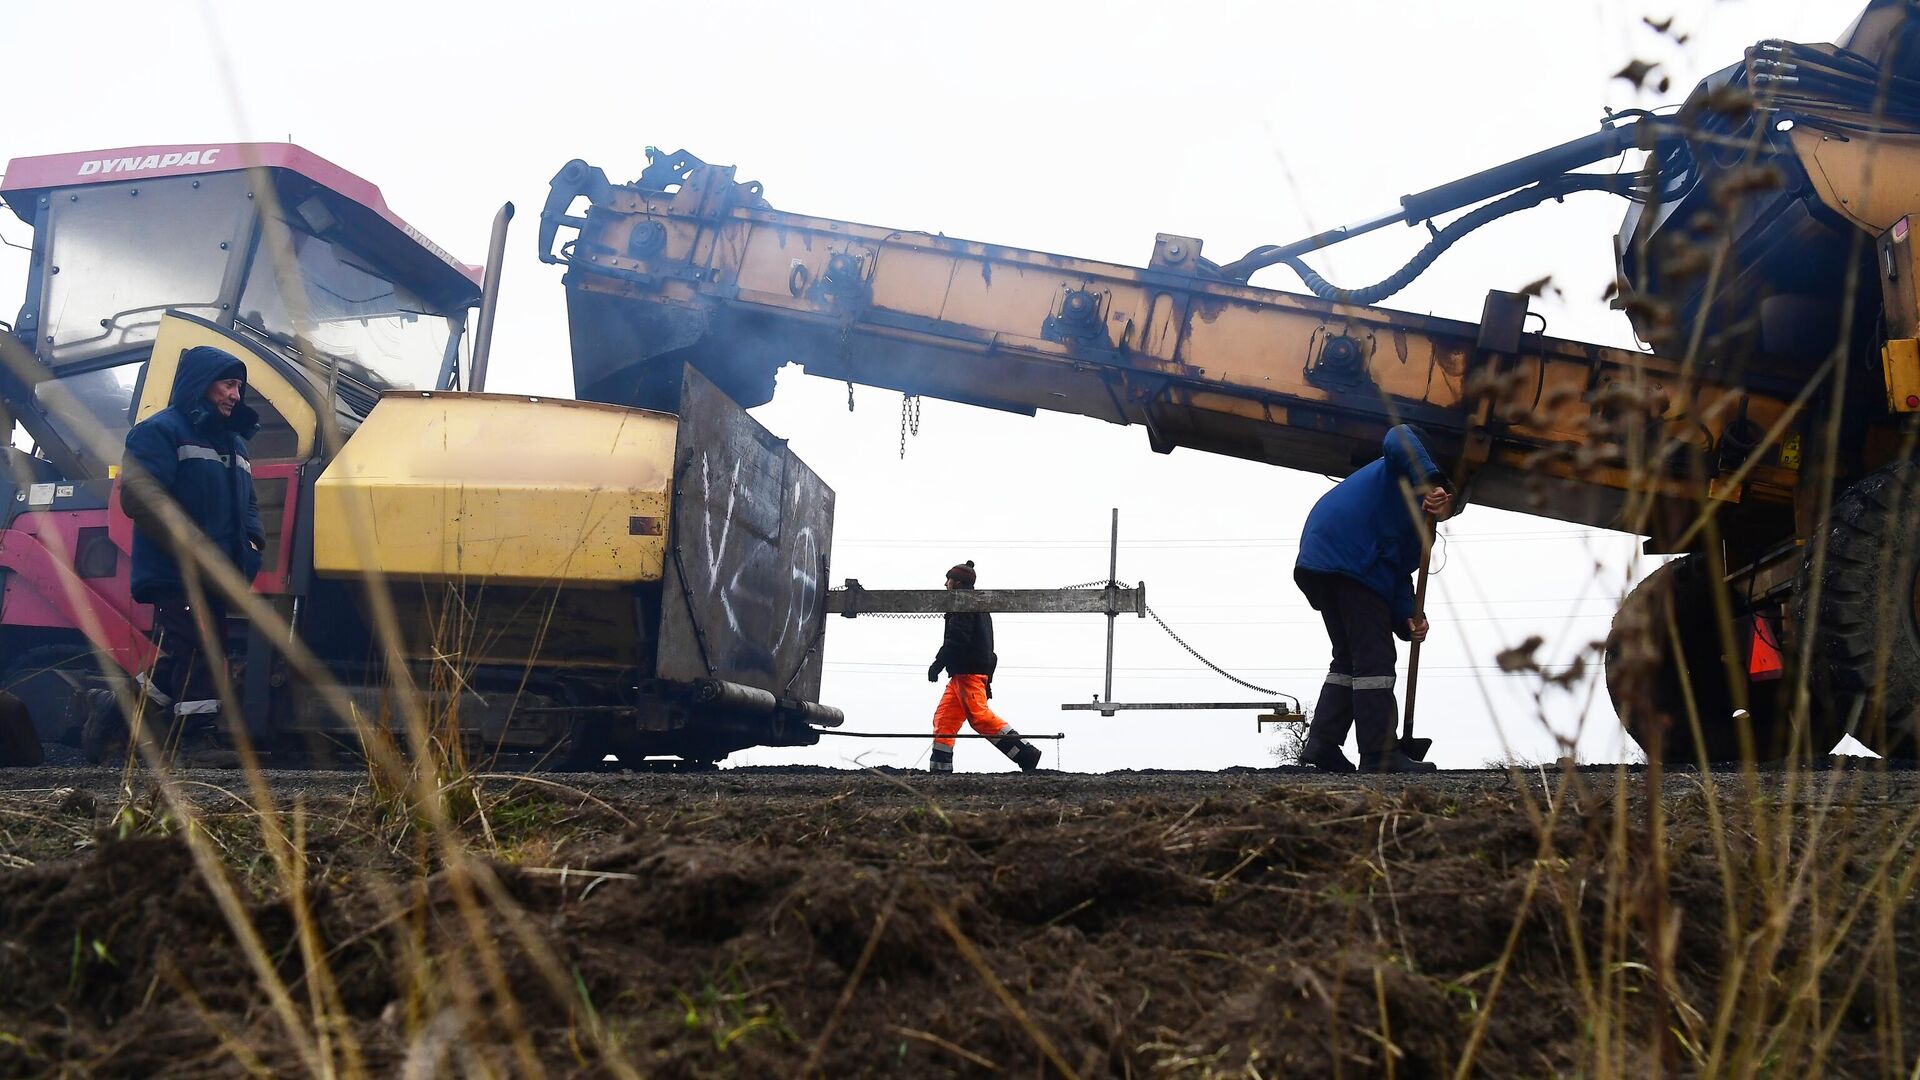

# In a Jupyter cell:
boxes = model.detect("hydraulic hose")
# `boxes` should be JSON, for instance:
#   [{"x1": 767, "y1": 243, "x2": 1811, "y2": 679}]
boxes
[
  {"x1": 1215, "y1": 119, "x2": 1651, "y2": 284},
  {"x1": 1268, "y1": 172, "x2": 1632, "y2": 306}
]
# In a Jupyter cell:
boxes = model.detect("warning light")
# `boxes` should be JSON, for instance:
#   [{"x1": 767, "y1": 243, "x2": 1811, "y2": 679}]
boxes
[{"x1": 1907, "y1": 394, "x2": 1918, "y2": 409}]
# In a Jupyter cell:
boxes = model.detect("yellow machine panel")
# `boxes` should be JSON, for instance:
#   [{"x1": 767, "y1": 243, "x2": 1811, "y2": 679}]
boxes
[
  {"x1": 313, "y1": 393, "x2": 677, "y2": 586},
  {"x1": 134, "y1": 313, "x2": 320, "y2": 464},
  {"x1": 1884, "y1": 339, "x2": 1920, "y2": 413}
]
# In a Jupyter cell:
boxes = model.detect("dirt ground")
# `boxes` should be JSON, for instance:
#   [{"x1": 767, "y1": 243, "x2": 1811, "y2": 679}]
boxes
[{"x1": 0, "y1": 765, "x2": 1915, "y2": 1077}]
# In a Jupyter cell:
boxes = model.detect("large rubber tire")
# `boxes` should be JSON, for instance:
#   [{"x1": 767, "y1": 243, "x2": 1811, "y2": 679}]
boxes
[
  {"x1": 0, "y1": 644, "x2": 105, "y2": 747},
  {"x1": 1796, "y1": 461, "x2": 1920, "y2": 757},
  {"x1": 1606, "y1": 554, "x2": 1810, "y2": 764}
]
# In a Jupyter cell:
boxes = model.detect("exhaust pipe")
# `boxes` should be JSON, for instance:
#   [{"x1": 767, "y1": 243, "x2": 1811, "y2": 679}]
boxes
[
  {"x1": 694, "y1": 679, "x2": 778, "y2": 714},
  {"x1": 794, "y1": 700, "x2": 845, "y2": 728},
  {"x1": 692, "y1": 679, "x2": 844, "y2": 727},
  {"x1": 469, "y1": 202, "x2": 514, "y2": 392}
]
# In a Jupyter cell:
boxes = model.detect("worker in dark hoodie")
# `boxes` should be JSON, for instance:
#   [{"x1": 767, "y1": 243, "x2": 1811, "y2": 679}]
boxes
[
  {"x1": 928, "y1": 561, "x2": 1042, "y2": 773},
  {"x1": 116, "y1": 345, "x2": 264, "y2": 749},
  {"x1": 1294, "y1": 425, "x2": 1455, "y2": 773}
]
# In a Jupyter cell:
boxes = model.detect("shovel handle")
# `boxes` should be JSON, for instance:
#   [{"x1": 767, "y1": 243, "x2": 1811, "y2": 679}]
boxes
[{"x1": 1402, "y1": 536, "x2": 1432, "y2": 743}]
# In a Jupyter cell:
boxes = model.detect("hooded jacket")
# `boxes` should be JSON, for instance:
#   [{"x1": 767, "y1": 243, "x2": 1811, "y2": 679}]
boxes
[
  {"x1": 121, "y1": 346, "x2": 265, "y2": 604},
  {"x1": 1294, "y1": 426, "x2": 1449, "y2": 636}
]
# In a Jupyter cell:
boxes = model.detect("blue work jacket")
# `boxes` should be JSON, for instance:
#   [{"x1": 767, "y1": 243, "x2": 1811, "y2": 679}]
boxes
[
  {"x1": 121, "y1": 347, "x2": 264, "y2": 604},
  {"x1": 1295, "y1": 426, "x2": 1449, "y2": 633}
]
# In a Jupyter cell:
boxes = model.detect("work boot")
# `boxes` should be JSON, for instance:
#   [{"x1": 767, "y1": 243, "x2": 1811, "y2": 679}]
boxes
[
  {"x1": 172, "y1": 725, "x2": 240, "y2": 768},
  {"x1": 165, "y1": 701, "x2": 240, "y2": 769},
  {"x1": 81, "y1": 691, "x2": 133, "y2": 767},
  {"x1": 930, "y1": 746, "x2": 954, "y2": 774},
  {"x1": 1360, "y1": 748, "x2": 1438, "y2": 774},
  {"x1": 994, "y1": 730, "x2": 1042, "y2": 772},
  {"x1": 1300, "y1": 735, "x2": 1356, "y2": 773}
]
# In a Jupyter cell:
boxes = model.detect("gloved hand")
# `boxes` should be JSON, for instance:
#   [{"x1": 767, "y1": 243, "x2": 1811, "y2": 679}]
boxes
[{"x1": 928, "y1": 660, "x2": 942, "y2": 683}]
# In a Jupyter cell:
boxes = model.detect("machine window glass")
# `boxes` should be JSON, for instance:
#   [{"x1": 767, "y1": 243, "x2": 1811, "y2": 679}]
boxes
[
  {"x1": 238, "y1": 219, "x2": 454, "y2": 394},
  {"x1": 244, "y1": 392, "x2": 300, "y2": 463},
  {"x1": 31, "y1": 361, "x2": 142, "y2": 461},
  {"x1": 39, "y1": 174, "x2": 254, "y2": 368},
  {"x1": 31, "y1": 358, "x2": 300, "y2": 468}
]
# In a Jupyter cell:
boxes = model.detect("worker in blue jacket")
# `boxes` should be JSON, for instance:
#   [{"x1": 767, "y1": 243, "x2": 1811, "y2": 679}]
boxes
[
  {"x1": 1294, "y1": 424, "x2": 1454, "y2": 773},
  {"x1": 117, "y1": 345, "x2": 264, "y2": 742}
]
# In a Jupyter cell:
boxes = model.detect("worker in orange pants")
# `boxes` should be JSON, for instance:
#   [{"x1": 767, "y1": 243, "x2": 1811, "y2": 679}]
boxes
[{"x1": 928, "y1": 561, "x2": 1042, "y2": 773}]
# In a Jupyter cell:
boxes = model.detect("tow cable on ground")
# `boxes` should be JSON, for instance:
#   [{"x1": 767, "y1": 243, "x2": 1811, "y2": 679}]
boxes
[{"x1": 811, "y1": 730, "x2": 1064, "y2": 740}]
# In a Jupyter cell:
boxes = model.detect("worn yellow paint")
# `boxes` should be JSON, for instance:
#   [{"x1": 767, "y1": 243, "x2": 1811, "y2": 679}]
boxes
[
  {"x1": 1791, "y1": 127, "x2": 1920, "y2": 234},
  {"x1": 1883, "y1": 338, "x2": 1920, "y2": 413},
  {"x1": 134, "y1": 314, "x2": 320, "y2": 463},
  {"x1": 136, "y1": 314, "x2": 318, "y2": 462},
  {"x1": 569, "y1": 163, "x2": 1823, "y2": 539},
  {"x1": 1779, "y1": 434, "x2": 1802, "y2": 470},
  {"x1": 312, "y1": 393, "x2": 677, "y2": 586}
]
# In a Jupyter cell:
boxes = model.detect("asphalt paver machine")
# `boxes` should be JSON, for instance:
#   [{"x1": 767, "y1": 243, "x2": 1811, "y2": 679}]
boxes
[{"x1": 0, "y1": 144, "x2": 838, "y2": 767}]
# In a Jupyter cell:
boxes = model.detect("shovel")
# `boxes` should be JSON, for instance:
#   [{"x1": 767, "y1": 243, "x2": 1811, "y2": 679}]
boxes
[{"x1": 1401, "y1": 539, "x2": 1435, "y2": 762}]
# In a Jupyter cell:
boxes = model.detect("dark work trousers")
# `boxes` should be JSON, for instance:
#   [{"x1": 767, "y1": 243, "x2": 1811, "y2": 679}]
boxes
[
  {"x1": 1295, "y1": 569, "x2": 1401, "y2": 756},
  {"x1": 143, "y1": 594, "x2": 229, "y2": 711}
]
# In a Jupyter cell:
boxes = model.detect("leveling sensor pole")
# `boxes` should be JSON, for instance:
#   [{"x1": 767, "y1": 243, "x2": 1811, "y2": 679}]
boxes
[{"x1": 1104, "y1": 507, "x2": 1119, "y2": 707}]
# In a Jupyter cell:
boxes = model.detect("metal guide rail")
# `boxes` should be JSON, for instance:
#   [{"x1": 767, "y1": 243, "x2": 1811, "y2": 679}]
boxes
[
  {"x1": 827, "y1": 510, "x2": 1301, "y2": 721},
  {"x1": 825, "y1": 582, "x2": 1145, "y2": 617}
]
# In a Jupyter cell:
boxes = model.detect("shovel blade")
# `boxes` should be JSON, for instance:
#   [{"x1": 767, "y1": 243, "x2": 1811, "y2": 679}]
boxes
[{"x1": 1402, "y1": 737, "x2": 1434, "y2": 762}]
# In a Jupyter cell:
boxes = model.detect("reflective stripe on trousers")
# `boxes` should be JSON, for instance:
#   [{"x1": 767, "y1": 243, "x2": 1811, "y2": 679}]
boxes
[{"x1": 1323, "y1": 672, "x2": 1396, "y2": 690}]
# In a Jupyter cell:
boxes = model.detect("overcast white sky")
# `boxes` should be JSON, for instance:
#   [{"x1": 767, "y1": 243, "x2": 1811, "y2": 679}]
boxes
[{"x1": 2, "y1": 0, "x2": 1847, "y2": 770}]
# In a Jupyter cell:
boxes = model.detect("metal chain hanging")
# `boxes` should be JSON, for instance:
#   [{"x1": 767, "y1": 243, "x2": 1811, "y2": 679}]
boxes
[
  {"x1": 1143, "y1": 605, "x2": 1280, "y2": 696},
  {"x1": 846, "y1": 380, "x2": 856, "y2": 412},
  {"x1": 899, "y1": 393, "x2": 922, "y2": 458},
  {"x1": 1060, "y1": 577, "x2": 1279, "y2": 695}
]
